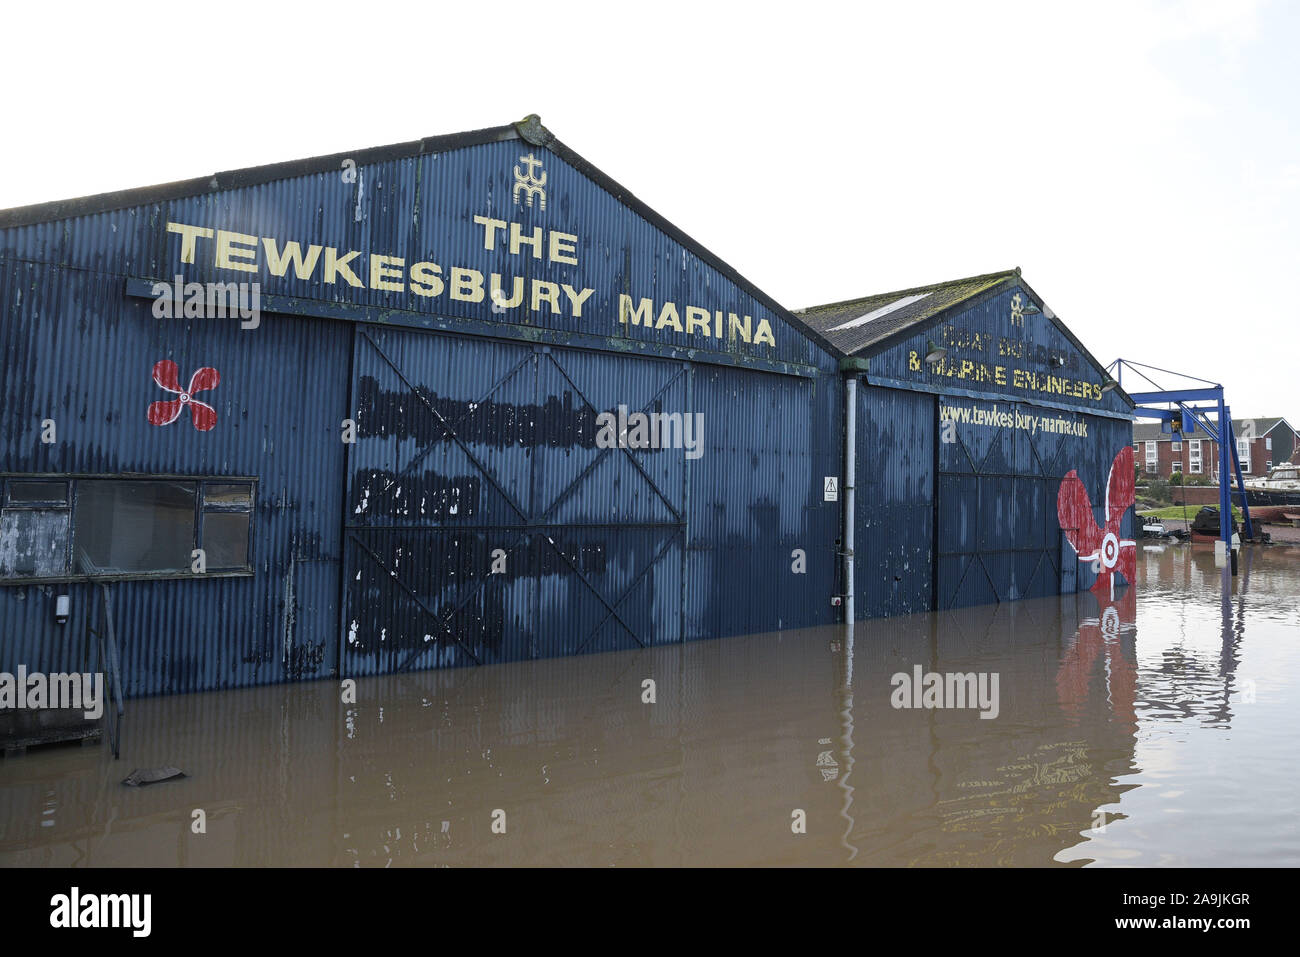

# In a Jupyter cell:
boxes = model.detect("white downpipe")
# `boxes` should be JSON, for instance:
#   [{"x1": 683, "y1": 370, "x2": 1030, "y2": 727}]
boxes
[{"x1": 844, "y1": 376, "x2": 856, "y2": 626}]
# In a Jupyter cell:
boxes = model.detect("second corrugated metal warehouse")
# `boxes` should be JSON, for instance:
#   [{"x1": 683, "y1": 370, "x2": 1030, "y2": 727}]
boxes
[{"x1": 0, "y1": 115, "x2": 1135, "y2": 698}]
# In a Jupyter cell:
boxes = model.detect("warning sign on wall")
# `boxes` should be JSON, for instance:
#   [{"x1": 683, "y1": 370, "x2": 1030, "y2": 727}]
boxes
[{"x1": 824, "y1": 476, "x2": 839, "y2": 502}]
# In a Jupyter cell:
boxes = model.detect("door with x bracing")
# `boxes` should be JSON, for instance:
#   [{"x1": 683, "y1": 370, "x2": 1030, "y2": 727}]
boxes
[{"x1": 340, "y1": 325, "x2": 689, "y2": 675}]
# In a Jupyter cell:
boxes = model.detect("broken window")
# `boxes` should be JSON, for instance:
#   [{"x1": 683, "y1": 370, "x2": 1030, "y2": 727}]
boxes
[
  {"x1": 0, "y1": 476, "x2": 255, "y2": 582},
  {"x1": 0, "y1": 508, "x2": 71, "y2": 578}
]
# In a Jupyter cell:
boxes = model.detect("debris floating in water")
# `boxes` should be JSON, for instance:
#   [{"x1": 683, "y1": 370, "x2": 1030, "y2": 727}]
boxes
[{"x1": 121, "y1": 767, "x2": 186, "y2": 787}]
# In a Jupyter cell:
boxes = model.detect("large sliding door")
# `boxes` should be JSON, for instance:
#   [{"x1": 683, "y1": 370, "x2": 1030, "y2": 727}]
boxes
[{"x1": 340, "y1": 326, "x2": 686, "y2": 675}]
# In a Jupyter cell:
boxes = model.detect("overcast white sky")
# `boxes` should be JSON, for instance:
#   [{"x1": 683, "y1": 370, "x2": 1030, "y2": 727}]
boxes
[{"x1": 3, "y1": 1, "x2": 1296, "y2": 419}]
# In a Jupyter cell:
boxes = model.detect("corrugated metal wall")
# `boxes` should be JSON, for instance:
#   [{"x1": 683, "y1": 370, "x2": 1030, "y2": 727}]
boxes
[
  {"x1": 1, "y1": 127, "x2": 1135, "y2": 699},
  {"x1": 936, "y1": 396, "x2": 1075, "y2": 609},
  {"x1": 1064, "y1": 415, "x2": 1135, "y2": 595},
  {"x1": 856, "y1": 385, "x2": 935, "y2": 618},
  {"x1": 0, "y1": 128, "x2": 841, "y2": 697},
  {"x1": 342, "y1": 325, "x2": 689, "y2": 672},
  {"x1": 340, "y1": 323, "x2": 839, "y2": 675},
  {"x1": 0, "y1": 140, "x2": 830, "y2": 372},
  {"x1": 688, "y1": 364, "x2": 839, "y2": 638},
  {"x1": 856, "y1": 282, "x2": 1135, "y2": 614},
  {"x1": 0, "y1": 264, "x2": 350, "y2": 696},
  {"x1": 863, "y1": 284, "x2": 1132, "y2": 421}
]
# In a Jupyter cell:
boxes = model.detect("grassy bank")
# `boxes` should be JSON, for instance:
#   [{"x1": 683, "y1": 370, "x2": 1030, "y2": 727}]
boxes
[{"x1": 1139, "y1": 504, "x2": 1245, "y2": 521}]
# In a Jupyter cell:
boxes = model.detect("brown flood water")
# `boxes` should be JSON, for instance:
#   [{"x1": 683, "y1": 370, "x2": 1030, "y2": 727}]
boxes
[{"x1": 2, "y1": 544, "x2": 1298, "y2": 867}]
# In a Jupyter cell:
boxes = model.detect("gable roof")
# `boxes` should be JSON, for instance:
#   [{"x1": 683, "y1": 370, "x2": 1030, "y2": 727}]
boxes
[
  {"x1": 0, "y1": 114, "x2": 840, "y2": 360},
  {"x1": 1132, "y1": 421, "x2": 1211, "y2": 441},
  {"x1": 794, "y1": 269, "x2": 1020, "y2": 356},
  {"x1": 1245, "y1": 416, "x2": 1293, "y2": 437},
  {"x1": 795, "y1": 268, "x2": 1134, "y2": 410},
  {"x1": 1131, "y1": 417, "x2": 1292, "y2": 442}
]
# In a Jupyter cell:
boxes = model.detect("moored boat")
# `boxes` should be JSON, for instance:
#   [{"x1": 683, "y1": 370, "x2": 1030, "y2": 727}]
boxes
[{"x1": 1239, "y1": 462, "x2": 1300, "y2": 509}]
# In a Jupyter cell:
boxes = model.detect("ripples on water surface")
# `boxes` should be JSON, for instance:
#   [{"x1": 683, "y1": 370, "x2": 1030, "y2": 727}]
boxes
[{"x1": 1, "y1": 545, "x2": 1297, "y2": 866}]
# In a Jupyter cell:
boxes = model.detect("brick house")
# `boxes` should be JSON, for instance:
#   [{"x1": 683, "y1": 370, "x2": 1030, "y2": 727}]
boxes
[{"x1": 1131, "y1": 417, "x2": 1297, "y2": 480}]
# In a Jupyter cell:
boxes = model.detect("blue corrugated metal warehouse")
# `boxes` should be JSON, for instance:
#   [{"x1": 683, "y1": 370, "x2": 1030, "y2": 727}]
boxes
[
  {"x1": 0, "y1": 116, "x2": 843, "y2": 697},
  {"x1": 0, "y1": 115, "x2": 1134, "y2": 700},
  {"x1": 797, "y1": 271, "x2": 1136, "y2": 618}
]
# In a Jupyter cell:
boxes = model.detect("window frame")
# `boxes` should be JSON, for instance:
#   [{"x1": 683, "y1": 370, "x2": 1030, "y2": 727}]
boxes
[
  {"x1": 5, "y1": 479, "x2": 71, "y2": 508},
  {"x1": 0, "y1": 474, "x2": 257, "y2": 585}
]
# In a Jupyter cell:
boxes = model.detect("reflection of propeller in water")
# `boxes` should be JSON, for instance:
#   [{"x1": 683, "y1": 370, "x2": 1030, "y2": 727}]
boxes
[
  {"x1": 1057, "y1": 587, "x2": 1138, "y2": 729},
  {"x1": 1058, "y1": 446, "x2": 1137, "y2": 598}
]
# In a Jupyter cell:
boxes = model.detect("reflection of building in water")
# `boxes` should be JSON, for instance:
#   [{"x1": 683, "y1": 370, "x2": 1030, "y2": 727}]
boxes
[
  {"x1": 1133, "y1": 544, "x2": 1266, "y2": 728},
  {"x1": 1, "y1": 637, "x2": 846, "y2": 867},
  {"x1": 0, "y1": 587, "x2": 1166, "y2": 867},
  {"x1": 1057, "y1": 587, "x2": 1137, "y2": 731},
  {"x1": 825, "y1": 590, "x2": 1140, "y2": 866}
]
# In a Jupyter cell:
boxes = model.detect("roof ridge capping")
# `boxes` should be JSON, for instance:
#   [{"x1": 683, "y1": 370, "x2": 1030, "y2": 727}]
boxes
[{"x1": 0, "y1": 119, "x2": 527, "y2": 228}]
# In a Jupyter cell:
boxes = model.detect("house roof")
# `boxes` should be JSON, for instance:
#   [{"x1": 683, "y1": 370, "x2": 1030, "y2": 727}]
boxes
[
  {"x1": 1243, "y1": 416, "x2": 1293, "y2": 437},
  {"x1": 1132, "y1": 417, "x2": 1291, "y2": 441},
  {"x1": 1132, "y1": 421, "x2": 1208, "y2": 441},
  {"x1": 794, "y1": 269, "x2": 1020, "y2": 356}
]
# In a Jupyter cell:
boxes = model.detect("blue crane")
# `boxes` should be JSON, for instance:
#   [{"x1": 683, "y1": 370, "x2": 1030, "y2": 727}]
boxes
[{"x1": 1108, "y1": 359, "x2": 1253, "y2": 557}]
